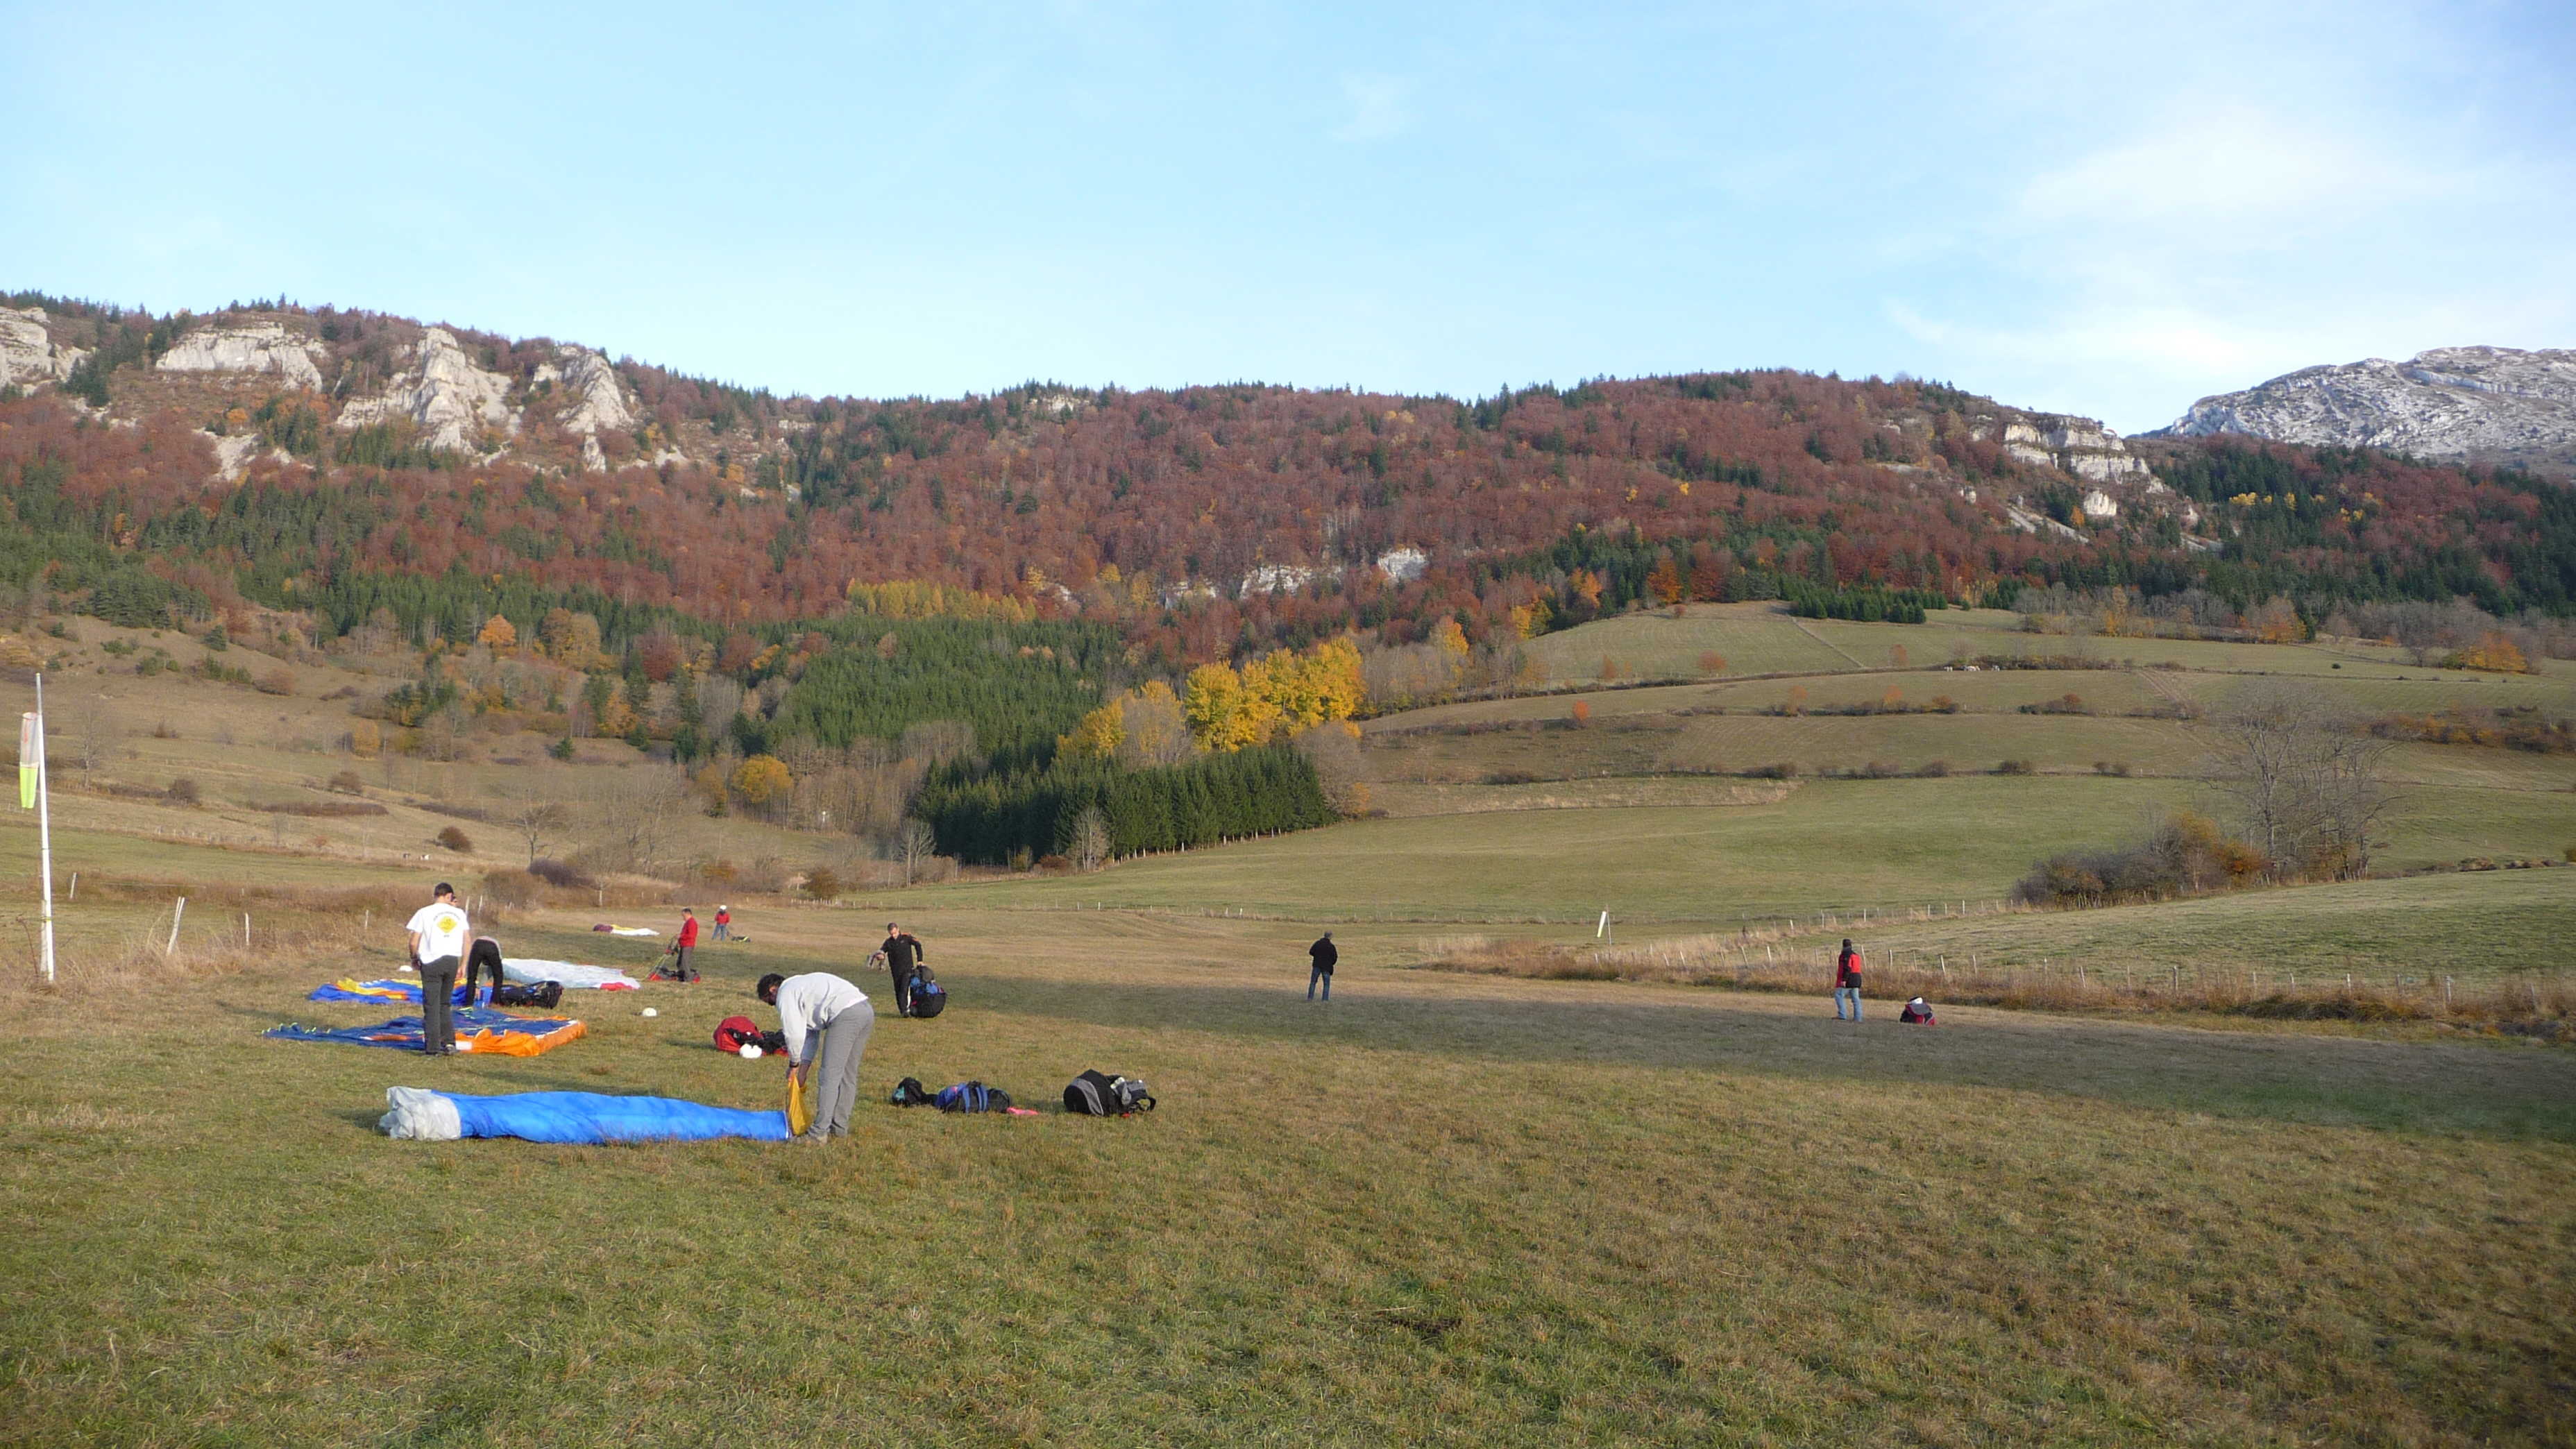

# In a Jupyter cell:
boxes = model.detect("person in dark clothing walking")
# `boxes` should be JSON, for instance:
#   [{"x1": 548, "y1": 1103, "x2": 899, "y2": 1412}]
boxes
[
  {"x1": 1834, "y1": 938, "x2": 1864, "y2": 1022},
  {"x1": 879, "y1": 922, "x2": 926, "y2": 1017},
  {"x1": 1307, "y1": 932, "x2": 1338, "y2": 1001}
]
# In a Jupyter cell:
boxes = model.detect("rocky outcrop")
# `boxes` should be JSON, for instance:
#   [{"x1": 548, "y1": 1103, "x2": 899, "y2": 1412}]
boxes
[
  {"x1": 155, "y1": 321, "x2": 324, "y2": 390},
  {"x1": 0, "y1": 307, "x2": 87, "y2": 389},
  {"x1": 335, "y1": 328, "x2": 516, "y2": 453},
  {"x1": 194, "y1": 429, "x2": 281, "y2": 482},
  {"x1": 534, "y1": 345, "x2": 633, "y2": 435},
  {"x1": 2153, "y1": 346, "x2": 2576, "y2": 465},
  {"x1": 1990, "y1": 414, "x2": 2154, "y2": 484},
  {"x1": 1375, "y1": 547, "x2": 1428, "y2": 583}
]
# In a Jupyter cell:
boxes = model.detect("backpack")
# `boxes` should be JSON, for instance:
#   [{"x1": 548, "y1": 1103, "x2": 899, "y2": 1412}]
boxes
[
  {"x1": 714, "y1": 1017, "x2": 788, "y2": 1054},
  {"x1": 1063, "y1": 1069, "x2": 1155, "y2": 1117},
  {"x1": 908, "y1": 981, "x2": 948, "y2": 1019},
  {"x1": 492, "y1": 981, "x2": 564, "y2": 1009},
  {"x1": 889, "y1": 1076, "x2": 937, "y2": 1107},
  {"x1": 1899, "y1": 997, "x2": 1938, "y2": 1025},
  {"x1": 934, "y1": 1081, "x2": 1011, "y2": 1113}
]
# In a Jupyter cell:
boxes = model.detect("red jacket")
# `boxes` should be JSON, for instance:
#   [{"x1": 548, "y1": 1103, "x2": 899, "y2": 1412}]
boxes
[
  {"x1": 1836, "y1": 950, "x2": 1862, "y2": 988},
  {"x1": 677, "y1": 917, "x2": 700, "y2": 947}
]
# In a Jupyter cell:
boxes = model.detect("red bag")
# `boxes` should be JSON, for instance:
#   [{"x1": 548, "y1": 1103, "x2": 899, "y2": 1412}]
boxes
[{"x1": 713, "y1": 1016, "x2": 763, "y2": 1052}]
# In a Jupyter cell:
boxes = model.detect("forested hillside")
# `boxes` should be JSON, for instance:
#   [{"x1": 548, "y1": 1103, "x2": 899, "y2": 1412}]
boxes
[{"x1": 4, "y1": 290, "x2": 2572, "y2": 760}]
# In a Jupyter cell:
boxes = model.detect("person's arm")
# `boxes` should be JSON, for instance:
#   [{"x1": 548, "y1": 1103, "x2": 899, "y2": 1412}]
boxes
[{"x1": 774, "y1": 985, "x2": 811, "y2": 1065}]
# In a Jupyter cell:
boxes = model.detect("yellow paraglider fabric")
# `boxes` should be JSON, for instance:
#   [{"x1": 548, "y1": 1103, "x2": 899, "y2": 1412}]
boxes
[{"x1": 786, "y1": 1065, "x2": 814, "y2": 1137}]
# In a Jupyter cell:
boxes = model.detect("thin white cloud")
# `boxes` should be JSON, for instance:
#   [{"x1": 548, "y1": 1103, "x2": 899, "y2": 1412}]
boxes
[{"x1": 1332, "y1": 72, "x2": 1414, "y2": 143}]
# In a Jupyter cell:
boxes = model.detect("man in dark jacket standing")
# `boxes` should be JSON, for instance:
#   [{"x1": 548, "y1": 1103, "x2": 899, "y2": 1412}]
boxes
[
  {"x1": 879, "y1": 922, "x2": 926, "y2": 1017},
  {"x1": 1834, "y1": 938, "x2": 1864, "y2": 1022},
  {"x1": 1307, "y1": 931, "x2": 1337, "y2": 1001}
]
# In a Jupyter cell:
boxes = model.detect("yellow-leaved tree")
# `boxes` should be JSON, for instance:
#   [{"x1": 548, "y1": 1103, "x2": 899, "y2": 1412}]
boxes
[
  {"x1": 1057, "y1": 700, "x2": 1126, "y2": 761},
  {"x1": 731, "y1": 754, "x2": 793, "y2": 808},
  {"x1": 477, "y1": 614, "x2": 518, "y2": 652},
  {"x1": 1187, "y1": 639, "x2": 1366, "y2": 752},
  {"x1": 1184, "y1": 661, "x2": 1278, "y2": 752}
]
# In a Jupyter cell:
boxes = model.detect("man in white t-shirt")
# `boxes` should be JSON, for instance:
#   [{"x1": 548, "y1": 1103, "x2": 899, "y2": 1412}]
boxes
[
  {"x1": 756, "y1": 971, "x2": 874, "y2": 1141},
  {"x1": 405, "y1": 883, "x2": 472, "y2": 1054}
]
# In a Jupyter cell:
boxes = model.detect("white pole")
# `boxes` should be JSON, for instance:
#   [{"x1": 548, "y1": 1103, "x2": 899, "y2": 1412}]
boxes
[
  {"x1": 32, "y1": 675, "x2": 56, "y2": 985},
  {"x1": 166, "y1": 897, "x2": 186, "y2": 956}
]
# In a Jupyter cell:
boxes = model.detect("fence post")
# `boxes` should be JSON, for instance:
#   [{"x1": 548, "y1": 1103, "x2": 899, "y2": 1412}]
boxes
[
  {"x1": 2443, "y1": 976, "x2": 2453, "y2": 1010},
  {"x1": 242, "y1": 913, "x2": 251, "y2": 949},
  {"x1": 166, "y1": 897, "x2": 187, "y2": 955}
]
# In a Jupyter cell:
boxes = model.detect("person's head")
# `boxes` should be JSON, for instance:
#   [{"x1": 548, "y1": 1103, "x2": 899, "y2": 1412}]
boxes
[
  {"x1": 684, "y1": 907, "x2": 695, "y2": 916},
  {"x1": 755, "y1": 972, "x2": 785, "y2": 1005},
  {"x1": 434, "y1": 883, "x2": 455, "y2": 901},
  {"x1": 1321, "y1": 931, "x2": 1332, "y2": 941},
  {"x1": 1842, "y1": 938, "x2": 1852, "y2": 949},
  {"x1": 886, "y1": 922, "x2": 899, "y2": 935}
]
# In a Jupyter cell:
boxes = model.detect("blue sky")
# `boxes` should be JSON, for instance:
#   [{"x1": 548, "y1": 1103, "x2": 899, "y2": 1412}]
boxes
[{"x1": 4, "y1": 0, "x2": 2570, "y2": 431}]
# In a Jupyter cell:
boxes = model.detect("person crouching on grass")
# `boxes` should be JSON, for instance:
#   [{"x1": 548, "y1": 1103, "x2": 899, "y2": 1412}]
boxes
[
  {"x1": 1833, "y1": 938, "x2": 1864, "y2": 1022},
  {"x1": 757, "y1": 971, "x2": 873, "y2": 1142},
  {"x1": 406, "y1": 883, "x2": 471, "y2": 1054}
]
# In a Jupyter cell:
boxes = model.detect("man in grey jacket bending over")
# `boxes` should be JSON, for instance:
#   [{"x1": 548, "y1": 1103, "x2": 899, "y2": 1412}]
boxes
[{"x1": 756, "y1": 971, "x2": 874, "y2": 1142}]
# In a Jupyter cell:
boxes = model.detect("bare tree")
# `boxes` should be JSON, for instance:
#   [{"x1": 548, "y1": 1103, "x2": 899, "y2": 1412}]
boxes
[
  {"x1": 2203, "y1": 681, "x2": 2400, "y2": 879},
  {"x1": 61, "y1": 684, "x2": 117, "y2": 786},
  {"x1": 583, "y1": 765, "x2": 691, "y2": 873},
  {"x1": 1061, "y1": 806, "x2": 1111, "y2": 873},
  {"x1": 491, "y1": 777, "x2": 575, "y2": 863},
  {"x1": 896, "y1": 817, "x2": 938, "y2": 887}
]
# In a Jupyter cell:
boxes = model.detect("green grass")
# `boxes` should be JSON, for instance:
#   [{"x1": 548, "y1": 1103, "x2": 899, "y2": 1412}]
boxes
[
  {"x1": 1591, "y1": 867, "x2": 2576, "y2": 988},
  {"x1": 907, "y1": 774, "x2": 2574, "y2": 924},
  {"x1": 3, "y1": 908, "x2": 2572, "y2": 1446}
]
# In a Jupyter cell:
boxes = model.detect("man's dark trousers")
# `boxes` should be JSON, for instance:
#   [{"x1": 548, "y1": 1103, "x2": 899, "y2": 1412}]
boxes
[{"x1": 419, "y1": 954, "x2": 461, "y2": 1051}]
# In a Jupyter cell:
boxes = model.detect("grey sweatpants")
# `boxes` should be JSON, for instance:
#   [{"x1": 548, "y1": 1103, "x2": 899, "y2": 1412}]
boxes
[{"x1": 805, "y1": 1001, "x2": 876, "y2": 1137}]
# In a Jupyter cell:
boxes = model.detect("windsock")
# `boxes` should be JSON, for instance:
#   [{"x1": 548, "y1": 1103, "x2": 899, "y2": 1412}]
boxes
[{"x1": 17, "y1": 713, "x2": 35, "y2": 810}]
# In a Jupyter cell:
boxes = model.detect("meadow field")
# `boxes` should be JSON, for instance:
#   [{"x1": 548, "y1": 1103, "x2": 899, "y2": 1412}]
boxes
[
  {"x1": 3, "y1": 893, "x2": 2574, "y2": 1447},
  {"x1": 4, "y1": 602, "x2": 2575, "y2": 1444}
]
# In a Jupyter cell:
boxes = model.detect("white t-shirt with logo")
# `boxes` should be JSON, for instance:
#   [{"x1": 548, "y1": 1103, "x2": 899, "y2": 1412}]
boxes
[{"x1": 406, "y1": 901, "x2": 471, "y2": 963}]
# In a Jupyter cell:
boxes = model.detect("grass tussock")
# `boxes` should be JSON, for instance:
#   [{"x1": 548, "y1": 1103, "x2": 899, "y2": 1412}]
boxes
[{"x1": 1416, "y1": 933, "x2": 2576, "y2": 1040}]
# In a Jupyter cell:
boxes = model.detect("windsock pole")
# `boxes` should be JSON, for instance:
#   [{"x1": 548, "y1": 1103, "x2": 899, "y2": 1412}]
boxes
[{"x1": 27, "y1": 674, "x2": 56, "y2": 984}]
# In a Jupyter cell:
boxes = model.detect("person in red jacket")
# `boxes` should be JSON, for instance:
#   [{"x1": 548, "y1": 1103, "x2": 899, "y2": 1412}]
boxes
[
  {"x1": 667, "y1": 907, "x2": 701, "y2": 981},
  {"x1": 712, "y1": 905, "x2": 731, "y2": 942},
  {"x1": 1833, "y1": 938, "x2": 1864, "y2": 1022}
]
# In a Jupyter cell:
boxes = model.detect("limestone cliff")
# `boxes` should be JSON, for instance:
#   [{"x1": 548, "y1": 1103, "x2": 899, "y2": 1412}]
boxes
[
  {"x1": 155, "y1": 321, "x2": 325, "y2": 390},
  {"x1": 2151, "y1": 346, "x2": 2576, "y2": 468},
  {"x1": 334, "y1": 328, "x2": 518, "y2": 453},
  {"x1": 0, "y1": 307, "x2": 88, "y2": 389}
]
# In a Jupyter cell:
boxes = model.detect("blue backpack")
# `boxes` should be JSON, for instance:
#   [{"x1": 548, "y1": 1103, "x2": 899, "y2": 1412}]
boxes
[
  {"x1": 934, "y1": 1081, "x2": 1011, "y2": 1113},
  {"x1": 909, "y1": 980, "x2": 948, "y2": 1018}
]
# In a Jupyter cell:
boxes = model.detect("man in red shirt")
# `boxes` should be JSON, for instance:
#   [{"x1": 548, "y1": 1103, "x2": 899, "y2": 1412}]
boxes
[{"x1": 669, "y1": 907, "x2": 701, "y2": 981}]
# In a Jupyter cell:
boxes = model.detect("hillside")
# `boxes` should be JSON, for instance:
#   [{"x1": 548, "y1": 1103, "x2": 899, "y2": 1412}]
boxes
[
  {"x1": 6, "y1": 291, "x2": 2573, "y2": 684},
  {"x1": 2151, "y1": 346, "x2": 2576, "y2": 473}
]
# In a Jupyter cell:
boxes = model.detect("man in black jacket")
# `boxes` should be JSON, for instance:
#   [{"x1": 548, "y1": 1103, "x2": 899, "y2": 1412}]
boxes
[
  {"x1": 1307, "y1": 931, "x2": 1337, "y2": 1001},
  {"x1": 879, "y1": 922, "x2": 927, "y2": 1017}
]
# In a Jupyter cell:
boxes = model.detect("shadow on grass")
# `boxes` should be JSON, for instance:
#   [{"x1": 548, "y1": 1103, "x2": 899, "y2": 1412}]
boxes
[{"x1": 965, "y1": 972, "x2": 2576, "y2": 1144}]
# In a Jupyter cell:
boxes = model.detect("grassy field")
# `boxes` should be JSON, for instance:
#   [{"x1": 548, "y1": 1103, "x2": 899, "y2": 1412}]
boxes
[
  {"x1": 1524, "y1": 603, "x2": 2576, "y2": 690},
  {"x1": 1409, "y1": 868, "x2": 2575, "y2": 991},
  {"x1": 894, "y1": 776, "x2": 2575, "y2": 925},
  {"x1": 3, "y1": 903, "x2": 2573, "y2": 1446}
]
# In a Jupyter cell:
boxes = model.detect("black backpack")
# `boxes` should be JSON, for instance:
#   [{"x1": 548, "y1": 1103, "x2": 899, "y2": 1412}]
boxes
[
  {"x1": 1063, "y1": 1069, "x2": 1155, "y2": 1117},
  {"x1": 889, "y1": 1076, "x2": 936, "y2": 1107},
  {"x1": 491, "y1": 981, "x2": 564, "y2": 1009},
  {"x1": 909, "y1": 981, "x2": 948, "y2": 1018},
  {"x1": 935, "y1": 1081, "x2": 1011, "y2": 1113}
]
